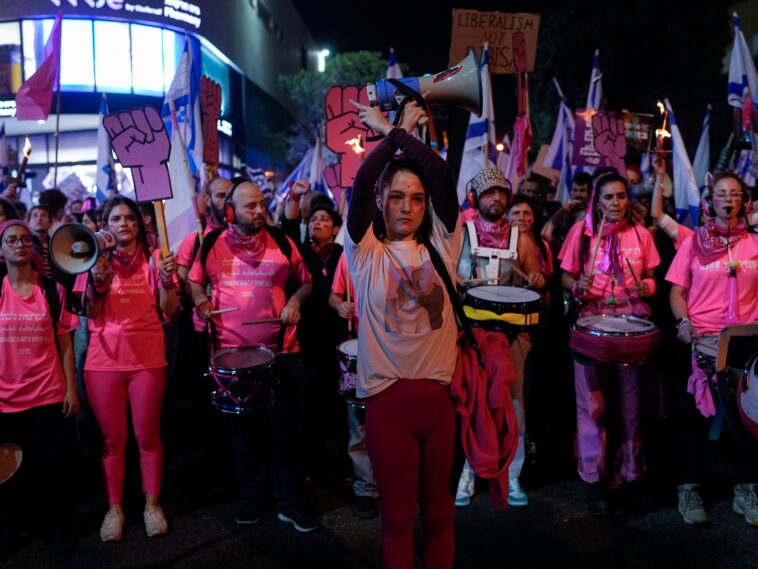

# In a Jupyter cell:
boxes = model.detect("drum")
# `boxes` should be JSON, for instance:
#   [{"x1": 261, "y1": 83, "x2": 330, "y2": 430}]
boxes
[
  {"x1": 337, "y1": 339, "x2": 365, "y2": 408},
  {"x1": 738, "y1": 354, "x2": 758, "y2": 442},
  {"x1": 0, "y1": 443, "x2": 22, "y2": 485},
  {"x1": 208, "y1": 347, "x2": 278, "y2": 414},
  {"x1": 463, "y1": 285, "x2": 541, "y2": 333},
  {"x1": 569, "y1": 314, "x2": 660, "y2": 365}
]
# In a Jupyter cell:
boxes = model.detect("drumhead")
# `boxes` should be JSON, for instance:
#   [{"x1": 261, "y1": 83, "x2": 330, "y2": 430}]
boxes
[
  {"x1": 738, "y1": 355, "x2": 758, "y2": 441},
  {"x1": 467, "y1": 285, "x2": 540, "y2": 303},
  {"x1": 211, "y1": 347, "x2": 275, "y2": 371},
  {"x1": 339, "y1": 339, "x2": 358, "y2": 357},
  {"x1": 575, "y1": 314, "x2": 656, "y2": 335}
]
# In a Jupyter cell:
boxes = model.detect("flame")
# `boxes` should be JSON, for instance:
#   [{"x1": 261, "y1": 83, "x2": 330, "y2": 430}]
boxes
[
  {"x1": 656, "y1": 101, "x2": 665, "y2": 115},
  {"x1": 346, "y1": 135, "x2": 364, "y2": 154},
  {"x1": 23, "y1": 136, "x2": 32, "y2": 158},
  {"x1": 655, "y1": 128, "x2": 671, "y2": 139}
]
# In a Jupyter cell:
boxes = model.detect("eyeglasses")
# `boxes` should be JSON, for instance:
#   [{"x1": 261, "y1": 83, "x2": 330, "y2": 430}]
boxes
[
  {"x1": 3, "y1": 235, "x2": 33, "y2": 247},
  {"x1": 713, "y1": 191, "x2": 742, "y2": 200}
]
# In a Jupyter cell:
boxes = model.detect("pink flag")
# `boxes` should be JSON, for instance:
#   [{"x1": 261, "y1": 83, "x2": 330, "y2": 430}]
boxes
[{"x1": 15, "y1": 13, "x2": 62, "y2": 121}]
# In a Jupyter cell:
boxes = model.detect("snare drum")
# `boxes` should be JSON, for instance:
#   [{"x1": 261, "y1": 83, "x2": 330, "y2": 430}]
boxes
[
  {"x1": 738, "y1": 354, "x2": 758, "y2": 442},
  {"x1": 570, "y1": 314, "x2": 660, "y2": 365},
  {"x1": 463, "y1": 285, "x2": 541, "y2": 333},
  {"x1": 208, "y1": 347, "x2": 278, "y2": 414},
  {"x1": 337, "y1": 339, "x2": 365, "y2": 408}
]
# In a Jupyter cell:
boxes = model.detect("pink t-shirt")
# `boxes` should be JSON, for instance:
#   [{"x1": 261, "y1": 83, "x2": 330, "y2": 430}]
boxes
[
  {"x1": 331, "y1": 252, "x2": 358, "y2": 332},
  {"x1": 558, "y1": 221, "x2": 661, "y2": 305},
  {"x1": 665, "y1": 233, "x2": 758, "y2": 335},
  {"x1": 0, "y1": 278, "x2": 78, "y2": 412},
  {"x1": 188, "y1": 229, "x2": 311, "y2": 352},
  {"x1": 177, "y1": 229, "x2": 207, "y2": 333},
  {"x1": 75, "y1": 251, "x2": 167, "y2": 372}
]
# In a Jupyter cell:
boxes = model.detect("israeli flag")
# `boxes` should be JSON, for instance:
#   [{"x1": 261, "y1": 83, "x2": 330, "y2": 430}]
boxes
[
  {"x1": 586, "y1": 49, "x2": 603, "y2": 110},
  {"x1": 386, "y1": 47, "x2": 403, "y2": 80},
  {"x1": 544, "y1": 78, "x2": 575, "y2": 204},
  {"x1": 664, "y1": 98, "x2": 700, "y2": 225},
  {"x1": 727, "y1": 12, "x2": 758, "y2": 120},
  {"x1": 162, "y1": 36, "x2": 203, "y2": 180},
  {"x1": 691, "y1": 104, "x2": 711, "y2": 190},
  {"x1": 95, "y1": 94, "x2": 116, "y2": 203},
  {"x1": 456, "y1": 42, "x2": 497, "y2": 205}
]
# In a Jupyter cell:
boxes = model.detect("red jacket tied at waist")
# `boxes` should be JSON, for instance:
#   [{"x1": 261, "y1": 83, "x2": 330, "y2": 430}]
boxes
[{"x1": 450, "y1": 328, "x2": 518, "y2": 508}]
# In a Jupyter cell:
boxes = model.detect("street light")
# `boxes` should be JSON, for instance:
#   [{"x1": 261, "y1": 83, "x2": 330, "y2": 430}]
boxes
[{"x1": 317, "y1": 49, "x2": 330, "y2": 73}]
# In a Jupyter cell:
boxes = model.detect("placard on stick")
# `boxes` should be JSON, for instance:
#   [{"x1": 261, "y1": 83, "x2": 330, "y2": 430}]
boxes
[
  {"x1": 103, "y1": 105, "x2": 173, "y2": 202},
  {"x1": 449, "y1": 9, "x2": 540, "y2": 74}
]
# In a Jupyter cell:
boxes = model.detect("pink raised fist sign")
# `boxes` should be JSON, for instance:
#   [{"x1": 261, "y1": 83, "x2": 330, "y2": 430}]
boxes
[
  {"x1": 324, "y1": 85, "x2": 383, "y2": 191},
  {"x1": 103, "y1": 106, "x2": 173, "y2": 202},
  {"x1": 591, "y1": 113, "x2": 627, "y2": 177},
  {"x1": 201, "y1": 76, "x2": 221, "y2": 167}
]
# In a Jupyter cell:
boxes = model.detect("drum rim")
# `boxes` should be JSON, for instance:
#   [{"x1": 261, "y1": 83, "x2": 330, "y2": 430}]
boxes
[
  {"x1": 573, "y1": 314, "x2": 657, "y2": 337},
  {"x1": 338, "y1": 338, "x2": 359, "y2": 355},
  {"x1": 465, "y1": 284, "x2": 541, "y2": 302},
  {"x1": 210, "y1": 346, "x2": 276, "y2": 375}
]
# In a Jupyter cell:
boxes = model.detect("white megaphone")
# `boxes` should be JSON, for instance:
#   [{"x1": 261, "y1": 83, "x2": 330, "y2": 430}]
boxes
[
  {"x1": 366, "y1": 49, "x2": 482, "y2": 118},
  {"x1": 50, "y1": 223, "x2": 117, "y2": 275}
]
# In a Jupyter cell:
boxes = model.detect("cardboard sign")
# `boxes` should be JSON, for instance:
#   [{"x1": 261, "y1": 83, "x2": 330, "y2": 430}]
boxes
[
  {"x1": 324, "y1": 85, "x2": 383, "y2": 191},
  {"x1": 103, "y1": 106, "x2": 173, "y2": 202},
  {"x1": 201, "y1": 76, "x2": 221, "y2": 167},
  {"x1": 449, "y1": 10, "x2": 540, "y2": 74}
]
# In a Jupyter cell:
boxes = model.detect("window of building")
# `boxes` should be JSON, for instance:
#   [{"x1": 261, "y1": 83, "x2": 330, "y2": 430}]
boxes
[{"x1": 0, "y1": 21, "x2": 22, "y2": 95}]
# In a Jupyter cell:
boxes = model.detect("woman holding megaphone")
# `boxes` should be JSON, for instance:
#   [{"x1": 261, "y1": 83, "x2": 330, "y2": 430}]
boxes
[
  {"x1": 345, "y1": 99, "x2": 461, "y2": 568},
  {"x1": 74, "y1": 196, "x2": 178, "y2": 542}
]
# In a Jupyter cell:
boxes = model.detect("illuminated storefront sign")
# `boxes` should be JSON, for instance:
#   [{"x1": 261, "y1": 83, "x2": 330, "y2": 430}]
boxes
[{"x1": 47, "y1": 0, "x2": 202, "y2": 29}]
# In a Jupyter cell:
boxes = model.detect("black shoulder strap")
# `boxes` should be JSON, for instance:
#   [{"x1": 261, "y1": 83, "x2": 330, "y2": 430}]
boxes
[
  {"x1": 200, "y1": 227, "x2": 225, "y2": 269},
  {"x1": 191, "y1": 232, "x2": 202, "y2": 263},
  {"x1": 40, "y1": 276, "x2": 61, "y2": 333},
  {"x1": 424, "y1": 239, "x2": 483, "y2": 368},
  {"x1": 264, "y1": 224, "x2": 293, "y2": 260}
]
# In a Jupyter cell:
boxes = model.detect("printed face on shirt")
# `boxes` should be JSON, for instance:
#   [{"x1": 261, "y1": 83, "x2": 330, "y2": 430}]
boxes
[
  {"x1": 507, "y1": 202, "x2": 535, "y2": 234},
  {"x1": 231, "y1": 183, "x2": 267, "y2": 234},
  {"x1": 597, "y1": 181, "x2": 629, "y2": 223},
  {"x1": 205, "y1": 178, "x2": 232, "y2": 225},
  {"x1": 29, "y1": 207, "x2": 51, "y2": 234},
  {"x1": 107, "y1": 204, "x2": 139, "y2": 247},
  {"x1": 308, "y1": 209, "x2": 338, "y2": 245},
  {"x1": 379, "y1": 170, "x2": 426, "y2": 242},
  {"x1": 711, "y1": 178, "x2": 744, "y2": 224},
  {"x1": 477, "y1": 187, "x2": 510, "y2": 222},
  {"x1": 1, "y1": 225, "x2": 34, "y2": 265}
]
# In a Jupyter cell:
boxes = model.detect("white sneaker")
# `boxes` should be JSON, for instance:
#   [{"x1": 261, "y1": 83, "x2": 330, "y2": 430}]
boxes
[
  {"x1": 508, "y1": 478, "x2": 529, "y2": 507},
  {"x1": 455, "y1": 463, "x2": 475, "y2": 507},
  {"x1": 144, "y1": 506, "x2": 168, "y2": 537},
  {"x1": 100, "y1": 509, "x2": 124, "y2": 542},
  {"x1": 677, "y1": 484, "x2": 709, "y2": 526},
  {"x1": 733, "y1": 483, "x2": 758, "y2": 527}
]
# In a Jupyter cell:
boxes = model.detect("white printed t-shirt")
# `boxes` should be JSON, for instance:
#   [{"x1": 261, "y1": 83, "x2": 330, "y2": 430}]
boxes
[{"x1": 345, "y1": 214, "x2": 462, "y2": 399}]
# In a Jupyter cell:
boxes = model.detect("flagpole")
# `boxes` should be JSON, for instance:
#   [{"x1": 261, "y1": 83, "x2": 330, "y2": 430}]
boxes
[
  {"x1": 169, "y1": 100, "x2": 204, "y2": 242},
  {"x1": 52, "y1": 66, "x2": 62, "y2": 187}
]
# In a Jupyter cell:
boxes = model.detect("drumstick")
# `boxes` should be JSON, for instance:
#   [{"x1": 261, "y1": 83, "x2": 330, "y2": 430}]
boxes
[
  {"x1": 345, "y1": 264, "x2": 352, "y2": 333},
  {"x1": 589, "y1": 214, "x2": 607, "y2": 273},
  {"x1": 505, "y1": 259, "x2": 529, "y2": 281},
  {"x1": 626, "y1": 258, "x2": 641, "y2": 287},
  {"x1": 209, "y1": 307, "x2": 239, "y2": 315},
  {"x1": 242, "y1": 318, "x2": 282, "y2": 325}
]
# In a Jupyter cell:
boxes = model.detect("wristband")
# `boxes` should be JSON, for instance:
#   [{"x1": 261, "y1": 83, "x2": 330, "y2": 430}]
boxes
[
  {"x1": 571, "y1": 280, "x2": 585, "y2": 299},
  {"x1": 161, "y1": 278, "x2": 176, "y2": 290},
  {"x1": 676, "y1": 317, "x2": 691, "y2": 330},
  {"x1": 641, "y1": 277, "x2": 656, "y2": 297},
  {"x1": 87, "y1": 280, "x2": 110, "y2": 300},
  {"x1": 290, "y1": 191, "x2": 302, "y2": 203}
]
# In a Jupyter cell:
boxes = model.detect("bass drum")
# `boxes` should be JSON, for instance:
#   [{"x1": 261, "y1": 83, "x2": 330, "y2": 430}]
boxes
[{"x1": 737, "y1": 354, "x2": 758, "y2": 443}]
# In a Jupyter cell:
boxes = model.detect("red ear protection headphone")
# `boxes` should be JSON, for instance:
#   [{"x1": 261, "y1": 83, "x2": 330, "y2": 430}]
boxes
[
  {"x1": 466, "y1": 185, "x2": 478, "y2": 209},
  {"x1": 224, "y1": 179, "x2": 247, "y2": 225}
]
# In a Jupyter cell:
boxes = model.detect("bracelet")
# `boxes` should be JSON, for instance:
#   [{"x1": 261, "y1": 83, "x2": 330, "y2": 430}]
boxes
[
  {"x1": 571, "y1": 280, "x2": 585, "y2": 299},
  {"x1": 676, "y1": 317, "x2": 691, "y2": 329},
  {"x1": 161, "y1": 279, "x2": 176, "y2": 290}
]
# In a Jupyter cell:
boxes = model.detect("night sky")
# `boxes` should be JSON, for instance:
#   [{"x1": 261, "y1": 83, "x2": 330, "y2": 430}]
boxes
[{"x1": 292, "y1": 0, "x2": 749, "y2": 171}]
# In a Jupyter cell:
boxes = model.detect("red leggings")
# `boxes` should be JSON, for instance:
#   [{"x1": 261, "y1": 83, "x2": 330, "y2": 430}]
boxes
[
  {"x1": 365, "y1": 379, "x2": 457, "y2": 569},
  {"x1": 85, "y1": 368, "x2": 166, "y2": 504}
]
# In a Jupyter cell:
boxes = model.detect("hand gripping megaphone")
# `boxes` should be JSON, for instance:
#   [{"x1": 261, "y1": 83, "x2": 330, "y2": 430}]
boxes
[
  {"x1": 366, "y1": 50, "x2": 482, "y2": 118},
  {"x1": 50, "y1": 223, "x2": 117, "y2": 275}
]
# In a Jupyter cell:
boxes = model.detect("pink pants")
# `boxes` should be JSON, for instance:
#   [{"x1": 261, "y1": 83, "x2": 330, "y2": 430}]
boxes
[
  {"x1": 574, "y1": 361, "x2": 644, "y2": 484},
  {"x1": 365, "y1": 379, "x2": 457, "y2": 569},
  {"x1": 85, "y1": 368, "x2": 166, "y2": 504}
]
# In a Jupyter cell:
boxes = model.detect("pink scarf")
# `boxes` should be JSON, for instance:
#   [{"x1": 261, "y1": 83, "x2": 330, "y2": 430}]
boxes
[
  {"x1": 588, "y1": 219, "x2": 626, "y2": 283},
  {"x1": 224, "y1": 225, "x2": 267, "y2": 267},
  {"x1": 473, "y1": 216, "x2": 511, "y2": 250},
  {"x1": 693, "y1": 221, "x2": 747, "y2": 264},
  {"x1": 112, "y1": 246, "x2": 146, "y2": 280}
]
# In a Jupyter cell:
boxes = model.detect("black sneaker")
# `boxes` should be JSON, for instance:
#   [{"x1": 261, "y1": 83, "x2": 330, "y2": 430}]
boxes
[
  {"x1": 351, "y1": 496, "x2": 378, "y2": 519},
  {"x1": 277, "y1": 508, "x2": 321, "y2": 533},
  {"x1": 235, "y1": 502, "x2": 266, "y2": 525}
]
